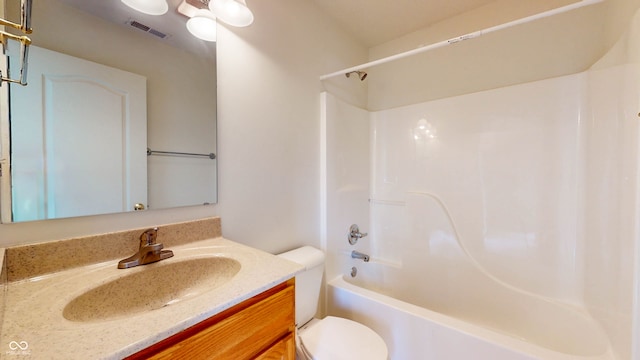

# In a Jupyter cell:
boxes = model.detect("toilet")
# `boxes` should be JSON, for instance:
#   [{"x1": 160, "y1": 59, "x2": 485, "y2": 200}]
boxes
[{"x1": 278, "y1": 246, "x2": 388, "y2": 360}]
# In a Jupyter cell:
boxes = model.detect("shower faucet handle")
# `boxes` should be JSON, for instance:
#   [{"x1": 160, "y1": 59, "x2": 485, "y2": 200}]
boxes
[{"x1": 348, "y1": 224, "x2": 368, "y2": 245}]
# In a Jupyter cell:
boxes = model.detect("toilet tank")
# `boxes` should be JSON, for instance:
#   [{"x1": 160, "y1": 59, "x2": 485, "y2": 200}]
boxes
[{"x1": 277, "y1": 246, "x2": 325, "y2": 327}]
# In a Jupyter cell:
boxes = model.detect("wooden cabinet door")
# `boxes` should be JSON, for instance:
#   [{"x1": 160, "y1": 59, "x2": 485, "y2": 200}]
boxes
[
  {"x1": 255, "y1": 333, "x2": 295, "y2": 360},
  {"x1": 128, "y1": 279, "x2": 295, "y2": 360}
]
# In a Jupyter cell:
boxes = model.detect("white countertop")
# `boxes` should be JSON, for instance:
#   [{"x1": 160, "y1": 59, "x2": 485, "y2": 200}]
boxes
[{"x1": 1, "y1": 237, "x2": 301, "y2": 359}]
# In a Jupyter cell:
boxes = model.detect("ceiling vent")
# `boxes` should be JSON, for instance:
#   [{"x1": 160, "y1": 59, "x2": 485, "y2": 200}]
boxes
[{"x1": 126, "y1": 19, "x2": 171, "y2": 40}]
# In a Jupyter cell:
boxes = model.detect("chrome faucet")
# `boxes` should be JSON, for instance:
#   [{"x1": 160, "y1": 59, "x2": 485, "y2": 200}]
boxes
[
  {"x1": 348, "y1": 224, "x2": 368, "y2": 245},
  {"x1": 351, "y1": 250, "x2": 370, "y2": 262},
  {"x1": 117, "y1": 227, "x2": 174, "y2": 269}
]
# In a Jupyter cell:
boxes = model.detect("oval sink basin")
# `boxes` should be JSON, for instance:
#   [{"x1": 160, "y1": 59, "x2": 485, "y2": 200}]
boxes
[{"x1": 63, "y1": 257, "x2": 241, "y2": 322}]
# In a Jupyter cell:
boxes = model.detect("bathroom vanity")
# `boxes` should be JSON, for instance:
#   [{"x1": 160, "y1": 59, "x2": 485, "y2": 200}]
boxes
[
  {"x1": 0, "y1": 217, "x2": 301, "y2": 359},
  {"x1": 128, "y1": 279, "x2": 295, "y2": 359}
]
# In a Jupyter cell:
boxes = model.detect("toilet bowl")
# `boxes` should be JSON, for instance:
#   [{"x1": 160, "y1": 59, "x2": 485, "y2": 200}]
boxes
[
  {"x1": 277, "y1": 246, "x2": 388, "y2": 360},
  {"x1": 297, "y1": 316, "x2": 388, "y2": 360}
]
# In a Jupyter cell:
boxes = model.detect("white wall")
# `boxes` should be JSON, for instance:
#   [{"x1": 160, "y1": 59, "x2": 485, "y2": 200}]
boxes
[
  {"x1": 213, "y1": 0, "x2": 367, "y2": 253},
  {"x1": 366, "y1": 0, "x2": 614, "y2": 110}
]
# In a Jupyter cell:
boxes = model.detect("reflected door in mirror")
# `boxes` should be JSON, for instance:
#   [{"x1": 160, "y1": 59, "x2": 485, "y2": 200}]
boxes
[{"x1": 9, "y1": 46, "x2": 147, "y2": 221}]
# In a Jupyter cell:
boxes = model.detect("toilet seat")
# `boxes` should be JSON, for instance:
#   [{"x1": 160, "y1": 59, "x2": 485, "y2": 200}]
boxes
[{"x1": 298, "y1": 316, "x2": 388, "y2": 360}]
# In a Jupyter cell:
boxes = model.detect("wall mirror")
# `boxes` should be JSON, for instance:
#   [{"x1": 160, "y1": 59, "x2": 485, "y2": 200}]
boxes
[{"x1": 1, "y1": 0, "x2": 217, "y2": 223}]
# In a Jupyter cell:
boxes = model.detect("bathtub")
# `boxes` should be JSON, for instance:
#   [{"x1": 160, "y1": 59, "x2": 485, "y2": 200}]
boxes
[{"x1": 327, "y1": 275, "x2": 614, "y2": 360}]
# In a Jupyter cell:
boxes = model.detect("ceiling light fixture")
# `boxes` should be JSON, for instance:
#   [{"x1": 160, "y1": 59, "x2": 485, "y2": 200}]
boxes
[
  {"x1": 121, "y1": 0, "x2": 169, "y2": 15},
  {"x1": 209, "y1": 0, "x2": 254, "y2": 27},
  {"x1": 186, "y1": 9, "x2": 217, "y2": 42}
]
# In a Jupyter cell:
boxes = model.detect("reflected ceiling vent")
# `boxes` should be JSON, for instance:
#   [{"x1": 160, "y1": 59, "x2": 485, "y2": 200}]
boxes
[{"x1": 126, "y1": 19, "x2": 172, "y2": 40}]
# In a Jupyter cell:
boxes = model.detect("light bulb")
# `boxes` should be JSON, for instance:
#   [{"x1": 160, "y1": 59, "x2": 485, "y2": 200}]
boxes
[
  {"x1": 121, "y1": 0, "x2": 168, "y2": 15},
  {"x1": 226, "y1": 1, "x2": 241, "y2": 15},
  {"x1": 209, "y1": 0, "x2": 254, "y2": 27},
  {"x1": 186, "y1": 10, "x2": 217, "y2": 42}
]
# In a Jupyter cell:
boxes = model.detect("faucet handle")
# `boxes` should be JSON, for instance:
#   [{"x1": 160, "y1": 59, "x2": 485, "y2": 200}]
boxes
[
  {"x1": 139, "y1": 227, "x2": 159, "y2": 247},
  {"x1": 348, "y1": 224, "x2": 368, "y2": 245}
]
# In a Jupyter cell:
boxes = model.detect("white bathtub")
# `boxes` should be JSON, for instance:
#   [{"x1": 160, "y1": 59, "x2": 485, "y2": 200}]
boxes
[{"x1": 327, "y1": 275, "x2": 614, "y2": 360}]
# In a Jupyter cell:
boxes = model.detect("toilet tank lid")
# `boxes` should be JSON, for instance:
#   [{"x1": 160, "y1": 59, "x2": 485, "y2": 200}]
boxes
[{"x1": 277, "y1": 246, "x2": 325, "y2": 269}]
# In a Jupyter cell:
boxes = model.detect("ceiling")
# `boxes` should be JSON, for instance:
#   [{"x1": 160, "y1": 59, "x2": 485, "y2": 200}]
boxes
[
  {"x1": 309, "y1": 0, "x2": 497, "y2": 47},
  {"x1": 58, "y1": 0, "x2": 500, "y2": 52},
  {"x1": 57, "y1": 0, "x2": 213, "y2": 56}
]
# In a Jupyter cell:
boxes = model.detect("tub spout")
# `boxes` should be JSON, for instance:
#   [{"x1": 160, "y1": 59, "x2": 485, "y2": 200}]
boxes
[{"x1": 351, "y1": 250, "x2": 370, "y2": 262}]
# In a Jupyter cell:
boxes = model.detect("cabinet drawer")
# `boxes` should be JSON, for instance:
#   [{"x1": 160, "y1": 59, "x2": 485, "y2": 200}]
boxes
[{"x1": 127, "y1": 279, "x2": 295, "y2": 360}]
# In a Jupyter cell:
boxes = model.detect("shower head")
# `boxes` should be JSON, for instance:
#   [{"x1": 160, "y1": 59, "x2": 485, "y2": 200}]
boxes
[{"x1": 345, "y1": 70, "x2": 367, "y2": 81}]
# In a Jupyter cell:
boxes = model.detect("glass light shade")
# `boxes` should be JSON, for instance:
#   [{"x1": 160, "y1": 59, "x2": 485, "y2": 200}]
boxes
[
  {"x1": 209, "y1": 0, "x2": 254, "y2": 27},
  {"x1": 121, "y1": 0, "x2": 168, "y2": 15},
  {"x1": 186, "y1": 10, "x2": 217, "y2": 42}
]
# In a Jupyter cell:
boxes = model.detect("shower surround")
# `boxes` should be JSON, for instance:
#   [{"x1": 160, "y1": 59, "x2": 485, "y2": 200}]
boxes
[{"x1": 322, "y1": 12, "x2": 640, "y2": 359}]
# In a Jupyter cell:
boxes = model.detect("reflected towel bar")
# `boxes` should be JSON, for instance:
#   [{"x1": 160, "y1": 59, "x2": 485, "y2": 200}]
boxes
[{"x1": 147, "y1": 148, "x2": 216, "y2": 160}]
